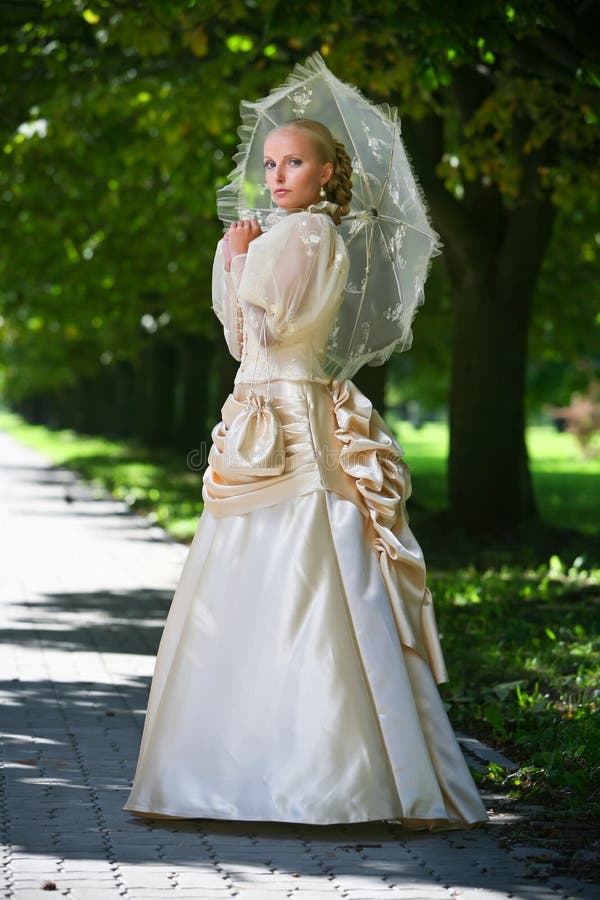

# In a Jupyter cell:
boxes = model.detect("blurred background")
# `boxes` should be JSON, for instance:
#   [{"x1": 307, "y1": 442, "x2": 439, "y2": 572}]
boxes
[{"x1": 0, "y1": 0, "x2": 598, "y2": 540}]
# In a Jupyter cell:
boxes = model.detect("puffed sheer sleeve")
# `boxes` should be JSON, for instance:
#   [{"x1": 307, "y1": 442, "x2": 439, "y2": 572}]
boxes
[
  {"x1": 211, "y1": 239, "x2": 247, "y2": 361},
  {"x1": 236, "y1": 212, "x2": 346, "y2": 342}
]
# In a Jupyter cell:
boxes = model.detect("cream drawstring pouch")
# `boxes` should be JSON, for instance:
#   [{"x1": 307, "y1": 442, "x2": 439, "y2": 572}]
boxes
[{"x1": 223, "y1": 390, "x2": 285, "y2": 477}]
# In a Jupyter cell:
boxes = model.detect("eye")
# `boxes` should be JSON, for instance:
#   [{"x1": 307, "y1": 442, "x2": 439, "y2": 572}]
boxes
[
  {"x1": 289, "y1": 158, "x2": 303, "y2": 166},
  {"x1": 263, "y1": 160, "x2": 275, "y2": 169}
]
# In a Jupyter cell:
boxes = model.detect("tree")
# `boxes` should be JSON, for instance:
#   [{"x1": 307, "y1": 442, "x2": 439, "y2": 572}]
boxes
[
  {"x1": 0, "y1": 0, "x2": 232, "y2": 448},
  {"x1": 315, "y1": 1, "x2": 598, "y2": 533},
  {"x1": 1, "y1": 0, "x2": 597, "y2": 532}
]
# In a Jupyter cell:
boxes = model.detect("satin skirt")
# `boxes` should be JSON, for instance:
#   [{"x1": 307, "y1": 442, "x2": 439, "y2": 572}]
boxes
[{"x1": 124, "y1": 379, "x2": 488, "y2": 828}]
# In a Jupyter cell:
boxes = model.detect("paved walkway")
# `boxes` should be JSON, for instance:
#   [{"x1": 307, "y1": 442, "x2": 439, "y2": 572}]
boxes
[{"x1": 0, "y1": 427, "x2": 597, "y2": 900}]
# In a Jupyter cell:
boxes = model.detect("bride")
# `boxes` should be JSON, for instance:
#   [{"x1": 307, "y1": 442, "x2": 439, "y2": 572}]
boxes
[{"x1": 123, "y1": 116, "x2": 488, "y2": 830}]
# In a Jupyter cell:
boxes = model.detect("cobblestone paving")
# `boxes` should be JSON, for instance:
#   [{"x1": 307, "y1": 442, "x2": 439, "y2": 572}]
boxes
[{"x1": 1, "y1": 428, "x2": 598, "y2": 900}]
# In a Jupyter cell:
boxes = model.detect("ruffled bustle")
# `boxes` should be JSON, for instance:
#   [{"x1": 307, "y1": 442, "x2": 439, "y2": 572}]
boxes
[{"x1": 330, "y1": 379, "x2": 448, "y2": 685}]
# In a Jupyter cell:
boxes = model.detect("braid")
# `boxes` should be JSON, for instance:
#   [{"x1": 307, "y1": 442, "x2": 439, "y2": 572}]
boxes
[
  {"x1": 324, "y1": 141, "x2": 353, "y2": 224},
  {"x1": 270, "y1": 118, "x2": 353, "y2": 225}
]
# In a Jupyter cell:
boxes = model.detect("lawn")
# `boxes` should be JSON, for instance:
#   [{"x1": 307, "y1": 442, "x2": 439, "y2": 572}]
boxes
[
  {"x1": 393, "y1": 419, "x2": 599, "y2": 831},
  {"x1": 1, "y1": 408, "x2": 598, "y2": 831},
  {"x1": 394, "y1": 419, "x2": 600, "y2": 535},
  {"x1": 0, "y1": 408, "x2": 205, "y2": 541}
]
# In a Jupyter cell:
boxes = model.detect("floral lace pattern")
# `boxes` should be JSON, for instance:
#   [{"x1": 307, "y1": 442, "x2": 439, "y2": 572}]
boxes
[
  {"x1": 384, "y1": 302, "x2": 404, "y2": 325},
  {"x1": 333, "y1": 251, "x2": 345, "y2": 271},
  {"x1": 298, "y1": 218, "x2": 322, "y2": 256},
  {"x1": 389, "y1": 223, "x2": 407, "y2": 254},
  {"x1": 361, "y1": 122, "x2": 391, "y2": 163},
  {"x1": 292, "y1": 87, "x2": 312, "y2": 116}
]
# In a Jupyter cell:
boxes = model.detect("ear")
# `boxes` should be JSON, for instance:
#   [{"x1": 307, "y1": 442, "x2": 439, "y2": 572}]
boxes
[{"x1": 321, "y1": 161, "x2": 333, "y2": 186}]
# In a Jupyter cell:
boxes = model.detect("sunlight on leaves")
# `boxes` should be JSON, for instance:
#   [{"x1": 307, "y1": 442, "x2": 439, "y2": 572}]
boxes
[{"x1": 82, "y1": 9, "x2": 100, "y2": 26}]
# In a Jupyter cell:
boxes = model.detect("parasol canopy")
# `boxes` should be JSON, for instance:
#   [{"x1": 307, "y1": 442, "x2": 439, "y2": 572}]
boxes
[{"x1": 217, "y1": 52, "x2": 443, "y2": 380}]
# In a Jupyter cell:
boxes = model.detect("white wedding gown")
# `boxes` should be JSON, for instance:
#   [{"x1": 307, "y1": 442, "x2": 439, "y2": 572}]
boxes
[{"x1": 124, "y1": 208, "x2": 488, "y2": 828}]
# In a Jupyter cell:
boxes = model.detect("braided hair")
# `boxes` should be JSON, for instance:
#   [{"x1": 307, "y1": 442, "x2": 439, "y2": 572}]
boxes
[{"x1": 274, "y1": 118, "x2": 353, "y2": 225}]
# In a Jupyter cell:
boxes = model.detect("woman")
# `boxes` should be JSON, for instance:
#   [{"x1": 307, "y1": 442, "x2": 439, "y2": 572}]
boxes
[{"x1": 123, "y1": 118, "x2": 488, "y2": 829}]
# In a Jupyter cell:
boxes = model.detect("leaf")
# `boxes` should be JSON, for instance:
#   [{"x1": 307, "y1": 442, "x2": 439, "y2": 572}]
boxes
[
  {"x1": 483, "y1": 703, "x2": 505, "y2": 733},
  {"x1": 82, "y1": 9, "x2": 100, "y2": 25}
]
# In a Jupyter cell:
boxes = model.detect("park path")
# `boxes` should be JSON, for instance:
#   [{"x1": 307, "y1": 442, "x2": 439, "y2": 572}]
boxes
[{"x1": 0, "y1": 425, "x2": 597, "y2": 900}]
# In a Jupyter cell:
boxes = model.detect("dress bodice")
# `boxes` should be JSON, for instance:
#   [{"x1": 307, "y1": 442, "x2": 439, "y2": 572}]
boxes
[{"x1": 212, "y1": 208, "x2": 349, "y2": 384}]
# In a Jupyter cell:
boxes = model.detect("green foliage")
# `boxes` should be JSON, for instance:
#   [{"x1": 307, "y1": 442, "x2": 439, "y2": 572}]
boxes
[
  {"x1": 0, "y1": 1, "x2": 252, "y2": 402},
  {"x1": 435, "y1": 556, "x2": 599, "y2": 815},
  {"x1": 524, "y1": 178, "x2": 600, "y2": 412},
  {"x1": 393, "y1": 421, "x2": 600, "y2": 534},
  {"x1": 1, "y1": 0, "x2": 598, "y2": 539},
  {"x1": 1, "y1": 0, "x2": 598, "y2": 407}
]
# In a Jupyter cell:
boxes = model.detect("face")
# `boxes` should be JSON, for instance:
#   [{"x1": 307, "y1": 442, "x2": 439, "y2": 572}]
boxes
[{"x1": 263, "y1": 128, "x2": 333, "y2": 212}]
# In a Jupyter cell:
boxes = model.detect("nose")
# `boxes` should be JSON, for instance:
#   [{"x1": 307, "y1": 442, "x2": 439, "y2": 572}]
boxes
[{"x1": 274, "y1": 163, "x2": 285, "y2": 182}]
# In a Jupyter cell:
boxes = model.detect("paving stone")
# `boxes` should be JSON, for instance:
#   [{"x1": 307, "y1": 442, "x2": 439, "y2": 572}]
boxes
[
  {"x1": 547, "y1": 882, "x2": 600, "y2": 900},
  {"x1": 132, "y1": 892, "x2": 232, "y2": 898},
  {"x1": 10, "y1": 857, "x2": 62, "y2": 871},
  {"x1": 282, "y1": 893, "x2": 345, "y2": 898},
  {"x1": 235, "y1": 892, "x2": 301, "y2": 898},
  {"x1": 11, "y1": 878, "x2": 61, "y2": 891},
  {"x1": 59, "y1": 891, "x2": 126, "y2": 900},
  {"x1": 60, "y1": 862, "x2": 117, "y2": 875},
  {"x1": 345, "y1": 891, "x2": 427, "y2": 898},
  {"x1": 5, "y1": 894, "x2": 59, "y2": 900},
  {"x1": 2, "y1": 428, "x2": 599, "y2": 900}
]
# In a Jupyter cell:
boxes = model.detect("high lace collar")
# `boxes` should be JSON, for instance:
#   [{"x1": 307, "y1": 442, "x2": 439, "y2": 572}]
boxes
[
  {"x1": 307, "y1": 200, "x2": 340, "y2": 218},
  {"x1": 264, "y1": 200, "x2": 340, "y2": 229}
]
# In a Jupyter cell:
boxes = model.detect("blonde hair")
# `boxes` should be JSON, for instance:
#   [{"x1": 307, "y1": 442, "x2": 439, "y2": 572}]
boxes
[{"x1": 272, "y1": 119, "x2": 353, "y2": 225}]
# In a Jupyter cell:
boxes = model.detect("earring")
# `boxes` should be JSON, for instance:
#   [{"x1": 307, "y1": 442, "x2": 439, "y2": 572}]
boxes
[{"x1": 319, "y1": 186, "x2": 326, "y2": 199}]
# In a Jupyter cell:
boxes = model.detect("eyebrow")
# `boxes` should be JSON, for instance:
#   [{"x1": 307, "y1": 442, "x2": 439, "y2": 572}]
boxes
[{"x1": 263, "y1": 153, "x2": 304, "y2": 160}]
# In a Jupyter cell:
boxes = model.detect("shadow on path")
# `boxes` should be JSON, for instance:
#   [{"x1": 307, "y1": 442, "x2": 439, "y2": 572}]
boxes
[{"x1": 2, "y1": 588, "x2": 172, "y2": 657}]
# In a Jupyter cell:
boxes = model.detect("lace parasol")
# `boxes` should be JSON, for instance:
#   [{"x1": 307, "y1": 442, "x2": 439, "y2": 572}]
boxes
[{"x1": 217, "y1": 52, "x2": 443, "y2": 380}]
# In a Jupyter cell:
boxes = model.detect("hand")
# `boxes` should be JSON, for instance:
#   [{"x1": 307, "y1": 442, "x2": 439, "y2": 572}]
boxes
[{"x1": 227, "y1": 218, "x2": 262, "y2": 259}]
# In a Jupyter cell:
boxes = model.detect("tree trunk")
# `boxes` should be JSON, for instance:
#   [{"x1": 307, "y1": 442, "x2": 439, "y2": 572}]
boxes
[
  {"x1": 354, "y1": 362, "x2": 387, "y2": 417},
  {"x1": 448, "y1": 276, "x2": 535, "y2": 534},
  {"x1": 448, "y1": 194, "x2": 556, "y2": 534},
  {"x1": 402, "y1": 107, "x2": 558, "y2": 535},
  {"x1": 172, "y1": 333, "x2": 215, "y2": 454},
  {"x1": 111, "y1": 359, "x2": 136, "y2": 440},
  {"x1": 137, "y1": 339, "x2": 177, "y2": 448},
  {"x1": 214, "y1": 341, "x2": 240, "y2": 412}
]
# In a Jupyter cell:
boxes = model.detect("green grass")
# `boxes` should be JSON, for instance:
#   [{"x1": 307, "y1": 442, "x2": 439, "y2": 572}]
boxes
[
  {"x1": 434, "y1": 557, "x2": 599, "y2": 818},
  {"x1": 393, "y1": 421, "x2": 448, "y2": 511},
  {"x1": 526, "y1": 425, "x2": 600, "y2": 535},
  {"x1": 1, "y1": 407, "x2": 598, "y2": 821},
  {"x1": 391, "y1": 421, "x2": 600, "y2": 820},
  {"x1": 394, "y1": 420, "x2": 600, "y2": 535},
  {"x1": 0, "y1": 409, "x2": 204, "y2": 541}
]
